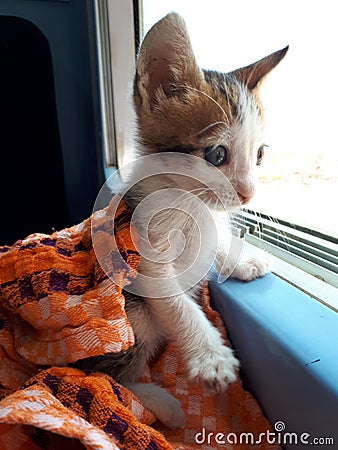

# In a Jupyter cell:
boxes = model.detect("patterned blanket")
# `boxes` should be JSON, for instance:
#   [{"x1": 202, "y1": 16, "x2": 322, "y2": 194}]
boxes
[{"x1": 0, "y1": 197, "x2": 279, "y2": 449}]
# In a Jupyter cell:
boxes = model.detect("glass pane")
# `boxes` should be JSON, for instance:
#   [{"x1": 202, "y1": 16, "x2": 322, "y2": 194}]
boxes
[{"x1": 140, "y1": 0, "x2": 338, "y2": 239}]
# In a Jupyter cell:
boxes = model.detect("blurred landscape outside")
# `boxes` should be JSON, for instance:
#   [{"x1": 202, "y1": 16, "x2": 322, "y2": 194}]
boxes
[{"x1": 142, "y1": 0, "x2": 338, "y2": 239}]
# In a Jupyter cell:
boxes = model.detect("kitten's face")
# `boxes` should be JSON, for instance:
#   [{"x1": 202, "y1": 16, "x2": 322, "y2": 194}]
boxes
[{"x1": 134, "y1": 13, "x2": 287, "y2": 211}]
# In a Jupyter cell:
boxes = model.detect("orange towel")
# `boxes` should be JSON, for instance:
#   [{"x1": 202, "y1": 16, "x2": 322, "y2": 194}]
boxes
[{"x1": 0, "y1": 197, "x2": 280, "y2": 449}]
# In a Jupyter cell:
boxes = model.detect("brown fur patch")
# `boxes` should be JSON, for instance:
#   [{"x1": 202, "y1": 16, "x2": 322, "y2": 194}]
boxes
[
  {"x1": 135, "y1": 77, "x2": 236, "y2": 151},
  {"x1": 133, "y1": 13, "x2": 287, "y2": 158}
]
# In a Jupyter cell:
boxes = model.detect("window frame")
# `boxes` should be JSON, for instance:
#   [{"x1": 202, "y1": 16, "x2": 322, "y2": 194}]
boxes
[
  {"x1": 95, "y1": 0, "x2": 137, "y2": 174},
  {"x1": 93, "y1": 0, "x2": 116, "y2": 168}
]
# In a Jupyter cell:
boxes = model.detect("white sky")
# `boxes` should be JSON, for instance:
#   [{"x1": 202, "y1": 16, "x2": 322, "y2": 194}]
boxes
[{"x1": 142, "y1": 0, "x2": 338, "y2": 177}]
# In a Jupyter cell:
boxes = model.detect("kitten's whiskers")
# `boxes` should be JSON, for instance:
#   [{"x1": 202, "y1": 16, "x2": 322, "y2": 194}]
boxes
[
  {"x1": 174, "y1": 84, "x2": 229, "y2": 122},
  {"x1": 195, "y1": 121, "x2": 229, "y2": 137},
  {"x1": 250, "y1": 209, "x2": 290, "y2": 250}
]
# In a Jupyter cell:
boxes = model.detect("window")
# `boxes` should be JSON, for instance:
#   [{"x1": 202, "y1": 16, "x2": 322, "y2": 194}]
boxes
[
  {"x1": 139, "y1": 0, "x2": 338, "y2": 293},
  {"x1": 140, "y1": 0, "x2": 337, "y2": 237},
  {"x1": 103, "y1": 0, "x2": 337, "y2": 301}
]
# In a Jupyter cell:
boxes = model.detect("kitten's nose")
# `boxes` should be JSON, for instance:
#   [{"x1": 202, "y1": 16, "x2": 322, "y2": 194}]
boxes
[
  {"x1": 236, "y1": 184, "x2": 255, "y2": 205},
  {"x1": 237, "y1": 193, "x2": 251, "y2": 205}
]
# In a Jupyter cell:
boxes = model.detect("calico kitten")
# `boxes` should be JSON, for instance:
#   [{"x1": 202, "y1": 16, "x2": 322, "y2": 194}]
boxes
[{"x1": 83, "y1": 13, "x2": 287, "y2": 428}]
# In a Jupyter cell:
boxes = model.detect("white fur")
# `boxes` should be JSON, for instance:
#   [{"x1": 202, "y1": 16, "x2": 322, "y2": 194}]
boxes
[
  {"x1": 122, "y1": 180, "x2": 242, "y2": 427},
  {"x1": 124, "y1": 382, "x2": 185, "y2": 429},
  {"x1": 231, "y1": 252, "x2": 272, "y2": 281}
]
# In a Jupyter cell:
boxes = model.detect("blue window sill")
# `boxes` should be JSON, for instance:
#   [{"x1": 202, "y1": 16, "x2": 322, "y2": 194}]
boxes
[{"x1": 209, "y1": 273, "x2": 338, "y2": 449}]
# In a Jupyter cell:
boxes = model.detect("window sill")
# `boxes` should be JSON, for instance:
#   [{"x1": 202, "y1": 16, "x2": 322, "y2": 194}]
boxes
[
  {"x1": 243, "y1": 240, "x2": 338, "y2": 312},
  {"x1": 209, "y1": 269, "x2": 338, "y2": 448}
]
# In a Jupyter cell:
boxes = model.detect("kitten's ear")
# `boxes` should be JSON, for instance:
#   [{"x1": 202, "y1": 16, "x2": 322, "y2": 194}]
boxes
[
  {"x1": 134, "y1": 13, "x2": 202, "y2": 108},
  {"x1": 230, "y1": 46, "x2": 288, "y2": 90}
]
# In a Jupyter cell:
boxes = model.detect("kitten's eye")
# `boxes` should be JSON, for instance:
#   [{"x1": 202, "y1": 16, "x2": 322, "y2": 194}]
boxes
[
  {"x1": 204, "y1": 145, "x2": 229, "y2": 166},
  {"x1": 256, "y1": 145, "x2": 267, "y2": 166}
]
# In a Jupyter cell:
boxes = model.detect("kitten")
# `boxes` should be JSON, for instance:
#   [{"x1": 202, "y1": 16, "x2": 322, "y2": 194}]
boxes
[{"x1": 82, "y1": 13, "x2": 287, "y2": 428}]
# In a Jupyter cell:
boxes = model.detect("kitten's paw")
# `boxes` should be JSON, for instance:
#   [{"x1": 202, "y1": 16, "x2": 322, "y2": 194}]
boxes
[
  {"x1": 232, "y1": 253, "x2": 271, "y2": 281},
  {"x1": 125, "y1": 382, "x2": 185, "y2": 429},
  {"x1": 155, "y1": 392, "x2": 185, "y2": 429},
  {"x1": 187, "y1": 345, "x2": 239, "y2": 394}
]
